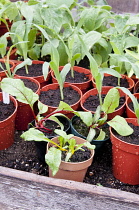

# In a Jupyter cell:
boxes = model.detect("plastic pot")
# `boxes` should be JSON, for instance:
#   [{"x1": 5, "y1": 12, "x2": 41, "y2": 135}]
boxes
[
  {"x1": 47, "y1": 135, "x2": 95, "y2": 182},
  {"x1": 14, "y1": 76, "x2": 40, "y2": 130},
  {"x1": 70, "y1": 115, "x2": 109, "y2": 154},
  {"x1": 110, "y1": 118, "x2": 139, "y2": 185},
  {"x1": 0, "y1": 59, "x2": 15, "y2": 79},
  {"x1": 51, "y1": 66, "x2": 92, "y2": 93},
  {"x1": 0, "y1": 93, "x2": 18, "y2": 150},
  {"x1": 80, "y1": 86, "x2": 126, "y2": 120}
]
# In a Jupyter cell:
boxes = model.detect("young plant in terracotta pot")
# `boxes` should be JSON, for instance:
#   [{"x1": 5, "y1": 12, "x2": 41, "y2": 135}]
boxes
[{"x1": 21, "y1": 128, "x2": 95, "y2": 182}]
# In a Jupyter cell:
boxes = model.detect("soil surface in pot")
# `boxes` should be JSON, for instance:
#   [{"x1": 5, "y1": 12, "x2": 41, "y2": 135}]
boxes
[
  {"x1": 102, "y1": 76, "x2": 129, "y2": 88},
  {"x1": 54, "y1": 71, "x2": 90, "y2": 83},
  {"x1": 0, "y1": 131, "x2": 139, "y2": 195},
  {"x1": 112, "y1": 123, "x2": 139, "y2": 145},
  {"x1": 21, "y1": 78, "x2": 38, "y2": 92},
  {"x1": 0, "y1": 63, "x2": 12, "y2": 71},
  {"x1": 39, "y1": 86, "x2": 80, "y2": 107},
  {"x1": 61, "y1": 146, "x2": 91, "y2": 162},
  {"x1": 0, "y1": 100, "x2": 15, "y2": 121},
  {"x1": 83, "y1": 94, "x2": 125, "y2": 111},
  {"x1": 16, "y1": 64, "x2": 44, "y2": 77}
]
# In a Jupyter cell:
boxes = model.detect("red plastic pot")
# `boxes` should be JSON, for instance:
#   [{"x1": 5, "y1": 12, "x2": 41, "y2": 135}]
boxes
[
  {"x1": 51, "y1": 66, "x2": 92, "y2": 93},
  {"x1": 40, "y1": 83, "x2": 82, "y2": 118},
  {"x1": 80, "y1": 86, "x2": 126, "y2": 120},
  {"x1": 133, "y1": 80, "x2": 139, "y2": 93},
  {"x1": 0, "y1": 93, "x2": 18, "y2": 150},
  {"x1": 0, "y1": 19, "x2": 12, "y2": 36},
  {"x1": 126, "y1": 93, "x2": 139, "y2": 118},
  {"x1": 0, "y1": 59, "x2": 15, "y2": 79},
  {"x1": 110, "y1": 118, "x2": 139, "y2": 185},
  {"x1": 14, "y1": 76, "x2": 40, "y2": 130},
  {"x1": 14, "y1": 60, "x2": 51, "y2": 88},
  {"x1": 92, "y1": 74, "x2": 135, "y2": 92}
]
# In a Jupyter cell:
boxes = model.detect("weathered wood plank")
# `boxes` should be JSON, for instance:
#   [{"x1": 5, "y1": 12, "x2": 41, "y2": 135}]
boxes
[{"x1": 0, "y1": 166, "x2": 139, "y2": 209}]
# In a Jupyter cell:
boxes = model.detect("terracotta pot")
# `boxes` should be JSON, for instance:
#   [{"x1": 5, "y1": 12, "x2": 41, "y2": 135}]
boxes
[
  {"x1": 0, "y1": 93, "x2": 18, "y2": 150},
  {"x1": 133, "y1": 80, "x2": 139, "y2": 93},
  {"x1": 14, "y1": 76, "x2": 40, "y2": 130},
  {"x1": 70, "y1": 115, "x2": 109, "y2": 154},
  {"x1": 47, "y1": 136, "x2": 95, "y2": 182},
  {"x1": 80, "y1": 86, "x2": 126, "y2": 120},
  {"x1": 126, "y1": 93, "x2": 139, "y2": 118},
  {"x1": 0, "y1": 59, "x2": 15, "y2": 79},
  {"x1": 92, "y1": 74, "x2": 135, "y2": 92},
  {"x1": 40, "y1": 83, "x2": 82, "y2": 118},
  {"x1": 13, "y1": 60, "x2": 51, "y2": 88},
  {"x1": 110, "y1": 118, "x2": 139, "y2": 185},
  {"x1": 51, "y1": 66, "x2": 92, "y2": 93}
]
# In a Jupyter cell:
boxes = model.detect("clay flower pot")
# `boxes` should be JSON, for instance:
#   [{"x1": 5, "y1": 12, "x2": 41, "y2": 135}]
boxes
[
  {"x1": 0, "y1": 59, "x2": 15, "y2": 79},
  {"x1": 70, "y1": 115, "x2": 109, "y2": 154},
  {"x1": 40, "y1": 83, "x2": 82, "y2": 118},
  {"x1": 0, "y1": 93, "x2": 18, "y2": 150},
  {"x1": 51, "y1": 66, "x2": 92, "y2": 93},
  {"x1": 13, "y1": 60, "x2": 51, "y2": 88},
  {"x1": 92, "y1": 74, "x2": 135, "y2": 92},
  {"x1": 126, "y1": 93, "x2": 139, "y2": 118},
  {"x1": 14, "y1": 76, "x2": 40, "y2": 130},
  {"x1": 110, "y1": 118, "x2": 139, "y2": 185},
  {"x1": 47, "y1": 136, "x2": 95, "y2": 182},
  {"x1": 80, "y1": 86, "x2": 126, "y2": 120}
]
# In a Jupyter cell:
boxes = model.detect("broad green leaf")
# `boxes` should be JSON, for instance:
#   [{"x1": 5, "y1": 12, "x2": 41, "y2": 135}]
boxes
[
  {"x1": 45, "y1": 147, "x2": 61, "y2": 176},
  {"x1": 86, "y1": 128, "x2": 96, "y2": 142},
  {"x1": 1, "y1": 78, "x2": 38, "y2": 106},
  {"x1": 57, "y1": 101, "x2": 75, "y2": 112},
  {"x1": 95, "y1": 72, "x2": 103, "y2": 93},
  {"x1": 48, "y1": 116, "x2": 64, "y2": 130},
  {"x1": 99, "y1": 68, "x2": 121, "y2": 78},
  {"x1": 54, "y1": 129, "x2": 74, "y2": 140},
  {"x1": 37, "y1": 101, "x2": 48, "y2": 115},
  {"x1": 77, "y1": 111, "x2": 93, "y2": 127},
  {"x1": 124, "y1": 36, "x2": 139, "y2": 49},
  {"x1": 96, "y1": 129, "x2": 105, "y2": 140},
  {"x1": 126, "y1": 49, "x2": 139, "y2": 60},
  {"x1": 102, "y1": 88, "x2": 120, "y2": 114},
  {"x1": 21, "y1": 128, "x2": 50, "y2": 142},
  {"x1": 13, "y1": 58, "x2": 32, "y2": 75},
  {"x1": 107, "y1": 116, "x2": 133, "y2": 136},
  {"x1": 60, "y1": 63, "x2": 71, "y2": 84}
]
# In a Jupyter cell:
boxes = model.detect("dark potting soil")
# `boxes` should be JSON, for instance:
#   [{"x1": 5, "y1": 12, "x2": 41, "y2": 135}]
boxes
[
  {"x1": 16, "y1": 63, "x2": 44, "y2": 77},
  {"x1": 0, "y1": 131, "x2": 139, "y2": 195},
  {"x1": 0, "y1": 62, "x2": 12, "y2": 71},
  {"x1": 0, "y1": 100, "x2": 15, "y2": 121},
  {"x1": 83, "y1": 94, "x2": 125, "y2": 112},
  {"x1": 39, "y1": 86, "x2": 80, "y2": 107},
  {"x1": 61, "y1": 146, "x2": 91, "y2": 162},
  {"x1": 112, "y1": 123, "x2": 139, "y2": 145},
  {"x1": 21, "y1": 78, "x2": 38, "y2": 93},
  {"x1": 102, "y1": 76, "x2": 129, "y2": 88}
]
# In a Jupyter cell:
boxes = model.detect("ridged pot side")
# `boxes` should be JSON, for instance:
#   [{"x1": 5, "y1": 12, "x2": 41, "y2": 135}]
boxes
[{"x1": 110, "y1": 118, "x2": 139, "y2": 185}]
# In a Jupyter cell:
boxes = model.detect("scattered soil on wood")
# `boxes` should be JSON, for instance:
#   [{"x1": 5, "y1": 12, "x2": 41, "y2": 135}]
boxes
[
  {"x1": 39, "y1": 86, "x2": 80, "y2": 107},
  {"x1": 83, "y1": 94, "x2": 125, "y2": 112},
  {"x1": 0, "y1": 100, "x2": 15, "y2": 121},
  {"x1": 112, "y1": 123, "x2": 139, "y2": 145},
  {"x1": 0, "y1": 130, "x2": 139, "y2": 195}
]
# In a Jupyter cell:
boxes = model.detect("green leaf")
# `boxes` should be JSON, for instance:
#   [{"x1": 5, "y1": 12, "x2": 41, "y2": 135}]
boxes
[
  {"x1": 102, "y1": 88, "x2": 120, "y2": 114},
  {"x1": 1, "y1": 78, "x2": 38, "y2": 106},
  {"x1": 96, "y1": 129, "x2": 106, "y2": 140},
  {"x1": 86, "y1": 128, "x2": 96, "y2": 142},
  {"x1": 37, "y1": 101, "x2": 48, "y2": 115},
  {"x1": 83, "y1": 141, "x2": 96, "y2": 150},
  {"x1": 107, "y1": 116, "x2": 133, "y2": 136},
  {"x1": 77, "y1": 111, "x2": 93, "y2": 127},
  {"x1": 60, "y1": 63, "x2": 71, "y2": 84},
  {"x1": 21, "y1": 128, "x2": 50, "y2": 142},
  {"x1": 45, "y1": 147, "x2": 62, "y2": 176}
]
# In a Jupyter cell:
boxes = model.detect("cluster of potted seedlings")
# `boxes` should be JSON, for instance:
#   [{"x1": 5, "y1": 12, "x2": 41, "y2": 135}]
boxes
[{"x1": 0, "y1": 0, "x2": 139, "y2": 185}]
